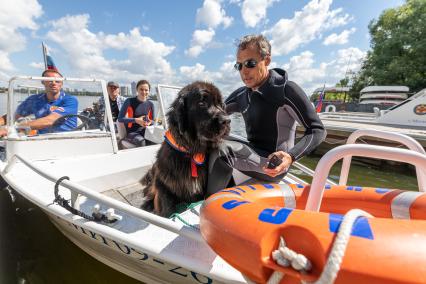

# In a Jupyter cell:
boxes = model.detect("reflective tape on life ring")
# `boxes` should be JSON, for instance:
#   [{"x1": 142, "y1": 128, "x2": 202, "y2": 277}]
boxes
[
  {"x1": 279, "y1": 183, "x2": 296, "y2": 208},
  {"x1": 391, "y1": 191, "x2": 424, "y2": 219}
]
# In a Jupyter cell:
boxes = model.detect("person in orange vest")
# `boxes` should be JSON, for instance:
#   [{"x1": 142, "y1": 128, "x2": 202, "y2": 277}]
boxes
[{"x1": 117, "y1": 79, "x2": 155, "y2": 147}]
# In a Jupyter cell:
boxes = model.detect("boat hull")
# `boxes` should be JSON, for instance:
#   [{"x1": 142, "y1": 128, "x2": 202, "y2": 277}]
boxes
[{"x1": 48, "y1": 213, "x2": 214, "y2": 284}]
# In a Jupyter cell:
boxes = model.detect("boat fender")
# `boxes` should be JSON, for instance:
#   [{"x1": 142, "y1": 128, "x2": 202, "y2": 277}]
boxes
[{"x1": 54, "y1": 176, "x2": 118, "y2": 224}]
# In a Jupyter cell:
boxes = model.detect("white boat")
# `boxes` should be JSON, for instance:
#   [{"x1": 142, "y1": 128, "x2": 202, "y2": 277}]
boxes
[
  {"x1": 2, "y1": 76, "x2": 425, "y2": 283},
  {"x1": 316, "y1": 88, "x2": 426, "y2": 149},
  {"x1": 0, "y1": 76, "x2": 313, "y2": 283}
]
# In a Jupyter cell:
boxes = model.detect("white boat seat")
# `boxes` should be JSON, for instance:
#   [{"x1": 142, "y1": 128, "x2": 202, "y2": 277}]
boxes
[{"x1": 117, "y1": 123, "x2": 166, "y2": 149}]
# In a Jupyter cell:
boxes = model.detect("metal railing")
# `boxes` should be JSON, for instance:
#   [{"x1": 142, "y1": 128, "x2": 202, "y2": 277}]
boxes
[
  {"x1": 339, "y1": 129, "x2": 426, "y2": 190},
  {"x1": 6, "y1": 154, "x2": 203, "y2": 243},
  {"x1": 306, "y1": 144, "x2": 426, "y2": 212}
]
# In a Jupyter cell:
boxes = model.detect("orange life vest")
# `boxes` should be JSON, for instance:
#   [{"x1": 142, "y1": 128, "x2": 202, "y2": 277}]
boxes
[{"x1": 164, "y1": 130, "x2": 205, "y2": 177}]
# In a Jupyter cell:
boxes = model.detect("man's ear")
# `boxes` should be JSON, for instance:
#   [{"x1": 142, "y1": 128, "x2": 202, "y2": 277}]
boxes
[{"x1": 265, "y1": 55, "x2": 271, "y2": 67}]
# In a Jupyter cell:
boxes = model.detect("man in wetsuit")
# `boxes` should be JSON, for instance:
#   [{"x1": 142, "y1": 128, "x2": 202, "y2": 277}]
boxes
[
  {"x1": 0, "y1": 69, "x2": 78, "y2": 137},
  {"x1": 207, "y1": 34, "x2": 326, "y2": 195}
]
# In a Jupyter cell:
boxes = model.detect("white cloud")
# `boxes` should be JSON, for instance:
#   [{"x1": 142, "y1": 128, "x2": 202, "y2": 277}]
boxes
[
  {"x1": 0, "y1": 0, "x2": 43, "y2": 72},
  {"x1": 283, "y1": 47, "x2": 365, "y2": 95},
  {"x1": 185, "y1": 29, "x2": 215, "y2": 58},
  {"x1": 241, "y1": 0, "x2": 278, "y2": 28},
  {"x1": 283, "y1": 51, "x2": 326, "y2": 86},
  {"x1": 29, "y1": 62, "x2": 44, "y2": 69},
  {"x1": 196, "y1": 0, "x2": 233, "y2": 29},
  {"x1": 323, "y1": 28, "x2": 356, "y2": 45},
  {"x1": 178, "y1": 61, "x2": 241, "y2": 96},
  {"x1": 46, "y1": 14, "x2": 175, "y2": 84},
  {"x1": 264, "y1": 0, "x2": 353, "y2": 55}
]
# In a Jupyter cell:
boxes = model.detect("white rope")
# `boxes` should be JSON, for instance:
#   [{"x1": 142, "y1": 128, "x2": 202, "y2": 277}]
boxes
[{"x1": 268, "y1": 209, "x2": 373, "y2": 284}]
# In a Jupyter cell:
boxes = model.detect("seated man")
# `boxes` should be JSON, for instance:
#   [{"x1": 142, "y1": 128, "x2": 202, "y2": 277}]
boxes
[
  {"x1": 0, "y1": 69, "x2": 78, "y2": 136},
  {"x1": 99, "y1": 81, "x2": 126, "y2": 122}
]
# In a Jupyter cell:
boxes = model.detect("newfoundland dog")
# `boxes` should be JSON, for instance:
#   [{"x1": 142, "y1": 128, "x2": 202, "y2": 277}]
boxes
[{"x1": 141, "y1": 81, "x2": 230, "y2": 217}]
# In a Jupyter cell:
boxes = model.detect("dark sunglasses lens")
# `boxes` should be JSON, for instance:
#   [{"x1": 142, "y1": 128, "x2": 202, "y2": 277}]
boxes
[
  {"x1": 246, "y1": 59, "x2": 257, "y2": 68},
  {"x1": 234, "y1": 63, "x2": 242, "y2": 71}
]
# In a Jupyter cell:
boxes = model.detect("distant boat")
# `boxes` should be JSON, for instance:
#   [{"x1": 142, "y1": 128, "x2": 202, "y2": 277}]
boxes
[{"x1": 359, "y1": 85, "x2": 409, "y2": 106}]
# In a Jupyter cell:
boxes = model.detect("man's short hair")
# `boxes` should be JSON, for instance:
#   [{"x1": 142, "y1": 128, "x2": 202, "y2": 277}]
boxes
[
  {"x1": 42, "y1": 69, "x2": 63, "y2": 77},
  {"x1": 236, "y1": 34, "x2": 271, "y2": 58},
  {"x1": 107, "y1": 81, "x2": 120, "y2": 88}
]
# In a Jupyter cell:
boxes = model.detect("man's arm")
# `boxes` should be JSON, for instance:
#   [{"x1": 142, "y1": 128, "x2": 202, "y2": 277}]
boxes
[
  {"x1": 284, "y1": 81, "x2": 326, "y2": 161},
  {"x1": 20, "y1": 112, "x2": 62, "y2": 130}
]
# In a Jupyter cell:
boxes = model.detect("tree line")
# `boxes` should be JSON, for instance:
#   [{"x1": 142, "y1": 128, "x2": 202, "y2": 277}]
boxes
[{"x1": 340, "y1": 0, "x2": 425, "y2": 102}]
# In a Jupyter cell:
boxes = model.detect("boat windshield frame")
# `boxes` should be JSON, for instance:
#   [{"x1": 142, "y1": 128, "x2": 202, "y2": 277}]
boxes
[{"x1": 6, "y1": 76, "x2": 118, "y2": 150}]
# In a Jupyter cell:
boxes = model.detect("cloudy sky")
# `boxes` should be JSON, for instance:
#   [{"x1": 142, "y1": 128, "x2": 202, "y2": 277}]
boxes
[{"x1": 0, "y1": 0, "x2": 403, "y2": 95}]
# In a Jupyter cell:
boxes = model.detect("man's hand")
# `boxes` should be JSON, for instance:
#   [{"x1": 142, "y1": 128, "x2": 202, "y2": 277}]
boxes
[{"x1": 263, "y1": 151, "x2": 293, "y2": 177}]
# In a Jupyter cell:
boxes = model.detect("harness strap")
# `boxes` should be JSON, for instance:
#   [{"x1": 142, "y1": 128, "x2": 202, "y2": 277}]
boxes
[{"x1": 164, "y1": 130, "x2": 205, "y2": 178}]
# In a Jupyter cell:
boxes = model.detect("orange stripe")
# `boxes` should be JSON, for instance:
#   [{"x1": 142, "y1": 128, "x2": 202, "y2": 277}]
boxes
[{"x1": 126, "y1": 106, "x2": 133, "y2": 128}]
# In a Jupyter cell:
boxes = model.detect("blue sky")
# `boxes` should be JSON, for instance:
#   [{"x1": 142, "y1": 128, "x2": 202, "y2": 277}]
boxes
[{"x1": 0, "y1": 0, "x2": 404, "y2": 95}]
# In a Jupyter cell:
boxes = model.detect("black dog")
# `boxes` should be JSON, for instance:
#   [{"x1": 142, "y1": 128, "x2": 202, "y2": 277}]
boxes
[{"x1": 141, "y1": 81, "x2": 230, "y2": 217}]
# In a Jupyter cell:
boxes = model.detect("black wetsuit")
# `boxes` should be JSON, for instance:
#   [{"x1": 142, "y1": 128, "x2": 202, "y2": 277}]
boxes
[
  {"x1": 207, "y1": 68, "x2": 326, "y2": 195},
  {"x1": 118, "y1": 97, "x2": 155, "y2": 147}
]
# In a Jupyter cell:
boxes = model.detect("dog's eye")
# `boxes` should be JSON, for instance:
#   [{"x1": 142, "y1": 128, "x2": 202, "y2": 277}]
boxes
[{"x1": 198, "y1": 101, "x2": 207, "y2": 107}]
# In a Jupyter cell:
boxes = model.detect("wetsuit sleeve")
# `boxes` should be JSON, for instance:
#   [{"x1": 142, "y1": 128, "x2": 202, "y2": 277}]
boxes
[
  {"x1": 54, "y1": 95, "x2": 78, "y2": 116},
  {"x1": 117, "y1": 98, "x2": 135, "y2": 123},
  {"x1": 224, "y1": 87, "x2": 245, "y2": 114},
  {"x1": 284, "y1": 81, "x2": 326, "y2": 161}
]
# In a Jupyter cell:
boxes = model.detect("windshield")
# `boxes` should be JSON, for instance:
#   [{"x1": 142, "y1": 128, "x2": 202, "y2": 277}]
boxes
[{"x1": 4, "y1": 77, "x2": 115, "y2": 136}]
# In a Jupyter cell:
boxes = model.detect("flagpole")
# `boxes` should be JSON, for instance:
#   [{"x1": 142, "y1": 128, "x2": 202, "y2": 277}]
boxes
[{"x1": 42, "y1": 42, "x2": 48, "y2": 70}]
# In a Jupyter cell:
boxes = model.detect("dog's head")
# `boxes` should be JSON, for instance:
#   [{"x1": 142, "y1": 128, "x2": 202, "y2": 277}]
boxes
[{"x1": 167, "y1": 81, "x2": 230, "y2": 151}]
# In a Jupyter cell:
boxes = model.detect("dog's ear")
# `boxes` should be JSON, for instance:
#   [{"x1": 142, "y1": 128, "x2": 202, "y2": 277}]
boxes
[
  {"x1": 176, "y1": 96, "x2": 187, "y2": 135},
  {"x1": 168, "y1": 94, "x2": 187, "y2": 135}
]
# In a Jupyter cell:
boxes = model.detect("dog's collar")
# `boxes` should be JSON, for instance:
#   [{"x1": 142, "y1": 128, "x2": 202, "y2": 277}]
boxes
[{"x1": 164, "y1": 130, "x2": 205, "y2": 178}]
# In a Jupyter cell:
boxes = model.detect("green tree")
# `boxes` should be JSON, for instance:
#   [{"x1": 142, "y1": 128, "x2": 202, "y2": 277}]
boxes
[{"x1": 352, "y1": 0, "x2": 426, "y2": 94}]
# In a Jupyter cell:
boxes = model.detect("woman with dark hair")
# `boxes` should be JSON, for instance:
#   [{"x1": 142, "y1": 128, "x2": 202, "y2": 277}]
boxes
[{"x1": 118, "y1": 79, "x2": 155, "y2": 147}]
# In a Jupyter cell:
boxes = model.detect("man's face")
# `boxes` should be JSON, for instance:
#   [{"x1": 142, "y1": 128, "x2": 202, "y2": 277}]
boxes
[
  {"x1": 42, "y1": 71, "x2": 63, "y2": 98},
  {"x1": 107, "y1": 85, "x2": 120, "y2": 100},
  {"x1": 236, "y1": 46, "x2": 270, "y2": 89}
]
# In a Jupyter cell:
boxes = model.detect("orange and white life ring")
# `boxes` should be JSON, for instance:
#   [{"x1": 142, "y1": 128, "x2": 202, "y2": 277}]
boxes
[{"x1": 200, "y1": 183, "x2": 426, "y2": 283}]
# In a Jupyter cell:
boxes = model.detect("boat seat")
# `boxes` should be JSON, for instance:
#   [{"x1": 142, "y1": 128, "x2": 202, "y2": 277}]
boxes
[{"x1": 117, "y1": 123, "x2": 165, "y2": 149}]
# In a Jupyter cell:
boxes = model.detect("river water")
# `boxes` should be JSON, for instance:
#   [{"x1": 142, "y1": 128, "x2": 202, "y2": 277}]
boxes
[{"x1": 0, "y1": 93, "x2": 419, "y2": 283}]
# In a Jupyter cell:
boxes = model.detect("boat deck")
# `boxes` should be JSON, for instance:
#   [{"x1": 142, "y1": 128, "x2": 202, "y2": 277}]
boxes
[{"x1": 102, "y1": 182, "x2": 145, "y2": 208}]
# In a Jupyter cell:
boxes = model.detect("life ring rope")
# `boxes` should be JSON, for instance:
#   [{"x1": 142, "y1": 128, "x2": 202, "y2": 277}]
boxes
[{"x1": 268, "y1": 209, "x2": 373, "y2": 284}]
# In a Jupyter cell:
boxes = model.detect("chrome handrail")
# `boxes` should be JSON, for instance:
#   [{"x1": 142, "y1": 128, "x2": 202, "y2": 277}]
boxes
[
  {"x1": 339, "y1": 129, "x2": 426, "y2": 190},
  {"x1": 306, "y1": 144, "x2": 426, "y2": 212}
]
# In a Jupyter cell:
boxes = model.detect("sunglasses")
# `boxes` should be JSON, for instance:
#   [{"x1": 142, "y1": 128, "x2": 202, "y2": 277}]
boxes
[{"x1": 234, "y1": 59, "x2": 258, "y2": 71}]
